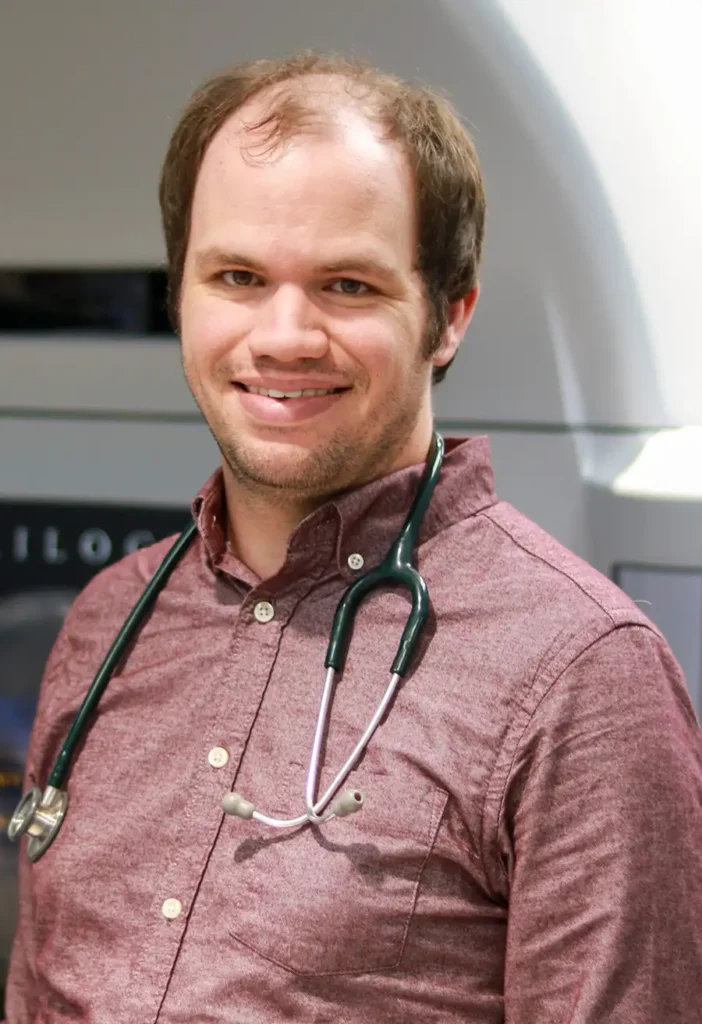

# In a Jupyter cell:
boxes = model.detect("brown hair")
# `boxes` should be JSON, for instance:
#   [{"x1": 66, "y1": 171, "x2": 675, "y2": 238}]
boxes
[{"x1": 159, "y1": 52, "x2": 486, "y2": 384}]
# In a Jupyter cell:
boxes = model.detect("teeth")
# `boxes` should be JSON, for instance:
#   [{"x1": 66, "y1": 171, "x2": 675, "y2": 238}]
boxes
[{"x1": 245, "y1": 386, "x2": 339, "y2": 398}]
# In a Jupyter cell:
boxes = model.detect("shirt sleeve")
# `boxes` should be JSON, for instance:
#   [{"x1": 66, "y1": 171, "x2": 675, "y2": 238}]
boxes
[{"x1": 502, "y1": 624, "x2": 702, "y2": 1023}]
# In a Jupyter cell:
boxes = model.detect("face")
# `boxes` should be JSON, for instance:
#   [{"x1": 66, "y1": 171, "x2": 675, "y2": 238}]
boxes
[{"x1": 180, "y1": 95, "x2": 471, "y2": 502}]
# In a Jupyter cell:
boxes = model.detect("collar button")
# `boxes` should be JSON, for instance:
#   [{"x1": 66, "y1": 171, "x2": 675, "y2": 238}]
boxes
[{"x1": 253, "y1": 600, "x2": 275, "y2": 623}]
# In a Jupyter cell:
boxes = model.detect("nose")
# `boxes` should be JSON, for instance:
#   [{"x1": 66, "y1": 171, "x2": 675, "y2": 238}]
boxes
[{"x1": 247, "y1": 285, "x2": 330, "y2": 362}]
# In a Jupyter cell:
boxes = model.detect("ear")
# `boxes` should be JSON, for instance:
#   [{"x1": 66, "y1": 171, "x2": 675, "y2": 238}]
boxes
[{"x1": 432, "y1": 285, "x2": 480, "y2": 368}]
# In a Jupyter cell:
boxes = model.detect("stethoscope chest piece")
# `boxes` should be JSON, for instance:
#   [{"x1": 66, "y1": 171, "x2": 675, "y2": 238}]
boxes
[{"x1": 9, "y1": 785, "x2": 68, "y2": 862}]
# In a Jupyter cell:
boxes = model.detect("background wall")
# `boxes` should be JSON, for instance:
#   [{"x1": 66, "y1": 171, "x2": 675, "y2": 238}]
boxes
[{"x1": 0, "y1": 0, "x2": 700, "y2": 582}]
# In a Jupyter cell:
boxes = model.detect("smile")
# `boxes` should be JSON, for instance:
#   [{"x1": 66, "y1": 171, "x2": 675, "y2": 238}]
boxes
[
  {"x1": 237, "y1": 384, "x2": 348, "y2": 399},
  {"x1": 232, "y1": 382, "x2": 351, "y2": 425}
]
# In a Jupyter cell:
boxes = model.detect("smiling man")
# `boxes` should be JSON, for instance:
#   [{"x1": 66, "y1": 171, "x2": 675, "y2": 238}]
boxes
[
  {"x1": 7, "y1": 53, "x2": 702, "y2": 1024},
  {"x1": 177, "y1": 79, "x2": 475, "y2": 579}
]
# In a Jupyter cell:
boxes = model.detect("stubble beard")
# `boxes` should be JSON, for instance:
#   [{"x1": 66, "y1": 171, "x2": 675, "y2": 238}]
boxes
[{"x1": 207, "y1": 363, "x2": 430, "y2": 505}]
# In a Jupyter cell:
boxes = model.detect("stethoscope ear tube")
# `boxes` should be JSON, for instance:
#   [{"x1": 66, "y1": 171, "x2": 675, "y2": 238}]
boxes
[
  {"x1": 324, "y1": 432, "x2": 442, "y2": 676},
  {"x1": 8, "y1": 520, "x2": 198, "y2": 862},
  {"x1": 48, "y1": 520, "x2": 198, "y2": 790}
]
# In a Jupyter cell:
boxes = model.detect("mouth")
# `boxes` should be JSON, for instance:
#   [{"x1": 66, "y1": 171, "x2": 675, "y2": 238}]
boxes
[
  {"x1": 235, "y1": 383, "x2": 350, "y2": 400},
  {"x1": 231, "y1": 381, "x2": 352, "y2": 426}
]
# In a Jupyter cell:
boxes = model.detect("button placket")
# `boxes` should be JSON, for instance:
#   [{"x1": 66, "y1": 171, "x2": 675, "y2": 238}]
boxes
[{"x1": 128, "y1": 577, "x2": 309, "y2": 1015}]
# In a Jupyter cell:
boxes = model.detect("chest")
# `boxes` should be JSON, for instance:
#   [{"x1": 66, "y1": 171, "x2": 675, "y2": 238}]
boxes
[{"x1": 26, "y1": 576, "x2": 515, "y2": 984}]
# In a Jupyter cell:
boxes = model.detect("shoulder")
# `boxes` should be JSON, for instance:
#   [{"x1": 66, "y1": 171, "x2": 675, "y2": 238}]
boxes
[
  {"x1": 65, "y1": 531, "x2": 186, "y2": 627},
  {"x1": 482, "y1": 501, "x2": 644, "y2": 624},
  {"x1": 421, "y1": 499, "x2": 676, "y2": 709},
  {"x1": 43, "y1": 530, "x2": 194, "y2": 689},
  {"x1": 471, "y1": 504, "x2": 699, "y2": 730},
  {"x1": 430, "y1": 497, "x2": 654, "y2": 633}
]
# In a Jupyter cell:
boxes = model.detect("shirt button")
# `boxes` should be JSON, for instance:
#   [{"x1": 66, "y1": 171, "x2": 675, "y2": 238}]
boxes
[
  {"x1": 347, "y1": 553, "x2": 365, "y2": 571},
  {"x1": 254, "y1": 600, "x2": 275, "y2": 623},
  {"x1": 162, "y1": 898, "x2": 182, "y2": 920},
  {"x1": 208, "y1": 746, "x2": 229, "y2": 769}
]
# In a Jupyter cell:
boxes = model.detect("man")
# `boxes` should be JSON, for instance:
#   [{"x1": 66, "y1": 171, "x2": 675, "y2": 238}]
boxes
[{"x1": 6, "y1": 53, "x2": 702, "y2": 1023}]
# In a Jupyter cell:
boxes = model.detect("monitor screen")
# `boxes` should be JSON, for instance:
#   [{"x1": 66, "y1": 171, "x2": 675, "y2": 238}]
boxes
[{"x1": 614, "y1": 564, "x2": 702, "y2": 716}]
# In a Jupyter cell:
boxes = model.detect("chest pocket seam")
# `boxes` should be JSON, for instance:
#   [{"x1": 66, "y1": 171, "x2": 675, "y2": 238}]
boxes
[
  {"x1": 394, "y1": 786, "x2": 450, "y2": 969},
  {"x1": 225, "y1": 780, "x2": 449, "y2": 977}
]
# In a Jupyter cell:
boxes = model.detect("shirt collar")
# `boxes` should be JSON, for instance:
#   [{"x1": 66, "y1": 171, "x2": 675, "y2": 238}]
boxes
[{"x1": 191, "y1": 435, "x2": 497, "y2": 585}]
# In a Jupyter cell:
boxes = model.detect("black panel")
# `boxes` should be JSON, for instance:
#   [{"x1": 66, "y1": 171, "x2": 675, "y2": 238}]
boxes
[{"x1": 0, "y1": 270, "x2": 172, "y2": 335}]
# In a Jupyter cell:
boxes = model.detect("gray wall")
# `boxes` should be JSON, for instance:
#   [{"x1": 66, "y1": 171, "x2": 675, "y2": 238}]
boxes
[
  {"x1": 0, "y1": 0, "x2": 699, "y2": 574},
  {"x1": 0, "y1": 0, "x2": 632, "y2": 566}
]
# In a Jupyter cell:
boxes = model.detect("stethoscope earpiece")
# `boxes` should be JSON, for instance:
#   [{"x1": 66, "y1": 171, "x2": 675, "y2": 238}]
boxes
[
  {"x1": 221, "y1": 792, "x2": 255, "y2": 819},
  {"x1": 328, "y1": 788, "x2": 364, "y2": 818},
  {"x1": 221, "y1": 786, "x2": 365, "y2": 825}
]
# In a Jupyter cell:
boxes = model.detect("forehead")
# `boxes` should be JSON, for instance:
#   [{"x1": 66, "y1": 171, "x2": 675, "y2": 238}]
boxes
[
  {"x1": 187, "y1": 85, "x2": 417, "y2": 264},
  {"x1": 213, "y1": 75, "x2": 393, "y2": 165}
]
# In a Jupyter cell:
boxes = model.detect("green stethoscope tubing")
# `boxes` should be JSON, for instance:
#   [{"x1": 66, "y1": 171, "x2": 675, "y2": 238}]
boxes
[
  {"x1": 325, "y1": 430, "x2": 443, "y2": 676},
  {"x1": 48, "y1": 520, "x2": 198, "y2": 790},
  {"x1": 48, "y1": 430, "x2": 444, "y2": 792}
]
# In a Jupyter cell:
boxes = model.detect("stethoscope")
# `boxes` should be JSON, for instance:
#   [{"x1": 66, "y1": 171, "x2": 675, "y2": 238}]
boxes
[{"x1": 8, "y1": 432, "x2": 444, "y2": 863}]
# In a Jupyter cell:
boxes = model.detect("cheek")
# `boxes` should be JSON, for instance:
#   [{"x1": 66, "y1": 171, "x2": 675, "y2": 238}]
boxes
[
  {"x1": 181, "y1": 291, "x2": 245, "y2": 372},
  {"x1": 347, "y1": 308, "x2": 411, "y2": 363},
  {"x1": 355, "y1": 317, "x2": 422, "y2": 387}
]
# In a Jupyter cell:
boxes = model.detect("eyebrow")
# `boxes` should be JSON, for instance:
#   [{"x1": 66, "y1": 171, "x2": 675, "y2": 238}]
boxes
[
  {"x1": 194, "y1": 247, "x2": 266, "y2": 274},
  {"x1": 317, "y1": 257, "x2": 399, "y2": 282},
  {"x1": 193, "y1": 246, "x2": 401, "y2": 283}
]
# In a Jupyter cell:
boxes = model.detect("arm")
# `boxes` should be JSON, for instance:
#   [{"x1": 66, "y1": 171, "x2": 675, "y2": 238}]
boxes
[{"x1": 502, "y1": 625, "x2": 702, "y2": 1022}]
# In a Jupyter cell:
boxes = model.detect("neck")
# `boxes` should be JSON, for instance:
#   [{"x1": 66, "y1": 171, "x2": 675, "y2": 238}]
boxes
[
  {"x1": 222, "y1": 477, "x2": 315, "y2": 581},
  {"x1": 222, "y1": 414, "x2": 436, "y2": 580}
]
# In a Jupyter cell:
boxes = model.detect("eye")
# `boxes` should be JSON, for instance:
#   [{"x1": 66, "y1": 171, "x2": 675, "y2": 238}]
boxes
[
  {"x1": 329, "y1": 278, "x2": 372, "y2": 296},
  {"x1": 221, "y1": 270, "x2": 261, "y2": 287}
]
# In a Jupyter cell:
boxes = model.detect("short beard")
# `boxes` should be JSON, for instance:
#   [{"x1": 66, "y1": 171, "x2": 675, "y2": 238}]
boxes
[
  {"x1": 214, "y1": 353, "x2": 429, "y2": 505},
  {"x1": 186, "y1": 308, "x2": 438, "y2": 506},
  {"x1": 216, "y1": 424, "x2": 363, "y2": 505},
  {"x1": 216, "y1": 386, "x2": 425, "y2": 506}
]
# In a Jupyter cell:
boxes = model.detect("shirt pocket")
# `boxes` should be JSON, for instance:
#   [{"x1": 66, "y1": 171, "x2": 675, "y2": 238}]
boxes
[{"x1": 224, "y1": 762, "x2": 448, "y2": 975}]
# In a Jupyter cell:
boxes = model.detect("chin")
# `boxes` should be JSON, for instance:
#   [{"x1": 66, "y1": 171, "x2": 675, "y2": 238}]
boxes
[{"x1": 222, "y1": 435, "x2": 349, "y2": 494}]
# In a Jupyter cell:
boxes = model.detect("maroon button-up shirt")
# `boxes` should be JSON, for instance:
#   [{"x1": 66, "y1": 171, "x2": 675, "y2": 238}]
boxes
[{"x1": 7, "y1": 437, "x2": 702, "y2": 1023}]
